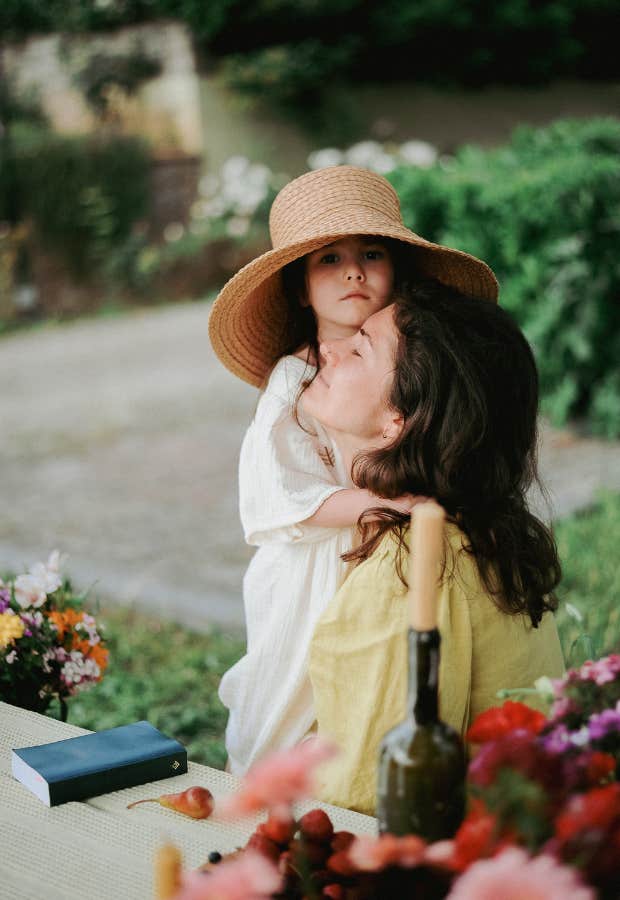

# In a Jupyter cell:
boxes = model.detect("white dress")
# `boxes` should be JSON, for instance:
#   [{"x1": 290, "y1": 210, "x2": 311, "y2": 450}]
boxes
[{"x1": 218, "y1": 355, "x2": 354, "y2": 776}]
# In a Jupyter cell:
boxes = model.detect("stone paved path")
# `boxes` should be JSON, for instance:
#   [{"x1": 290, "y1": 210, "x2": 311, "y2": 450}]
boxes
[{"x1": 2, "y1": 302, "x2": 619, "y2": 631}]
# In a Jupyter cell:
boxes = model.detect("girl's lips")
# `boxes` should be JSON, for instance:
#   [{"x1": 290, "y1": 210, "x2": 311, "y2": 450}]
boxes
[{"x1": 341, "y1": 291, "x2": 370, "y2": 300}]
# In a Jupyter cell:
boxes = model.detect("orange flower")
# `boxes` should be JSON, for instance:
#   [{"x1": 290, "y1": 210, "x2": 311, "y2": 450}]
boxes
[
  {"x1": 72, "y1": 637, "x2": 109, "y2": 673},
  {"x1": 48, "y1": 608, "x2": 84, "y2": 641}
]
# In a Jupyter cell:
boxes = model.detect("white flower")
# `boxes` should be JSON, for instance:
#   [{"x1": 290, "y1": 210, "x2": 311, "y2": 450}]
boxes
[
  {"x1": 370, "y1": 152, "x2": 397, "y2": 174},
  {"x1": 344, "y1": 140, "x2": 385, "y2": 167},
  {"x1": 569, "y1": 725, "x2": 591, "y2": 747},
  {"x1": 398, "y1": 140, "x2": 438, "y2": 168},
  {"x1": 221, "y1": 155, "x2": 250, "y2": 182},
  {"x1": 14, "y1": 551, "x2": 63, "y2": 608},
  {"x1": 61, "y1": 650, "x2": 100, "y2": 689},
  {"x1": 5, "y1": 649, "x2": 17, "y2": 664},
  {"x1": 199, "y1": 173, "x2": 220, "y2": 198},
  {"x1": 163, "y1": 223, "x2": 184, "y2": 243},
  {"x1": 307, "y1": 148, "x2": 344, "y2": 170},
  {"x1": 226, "y1": 216, "x2": 251, "y2": 238}
]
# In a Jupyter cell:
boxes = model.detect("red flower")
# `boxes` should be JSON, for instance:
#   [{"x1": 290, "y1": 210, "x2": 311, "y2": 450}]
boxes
[
  {"x1": 555, "y1": 783, "x2": 620, "y2": 842},
  {"x1": 582, "y1": 752, "x2": 616, "y2": 786},
  {"x1": 467, "y1": 702, "x2": 547, "y2": 744}
]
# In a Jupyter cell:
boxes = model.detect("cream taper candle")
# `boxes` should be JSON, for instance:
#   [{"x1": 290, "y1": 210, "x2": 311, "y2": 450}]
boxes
[
  {"x1": 154, "y1": 843, "x2": 182, "y2": 900},
  {"x1": 409, "y1": 501, "x2": 445, "y2": 631}
]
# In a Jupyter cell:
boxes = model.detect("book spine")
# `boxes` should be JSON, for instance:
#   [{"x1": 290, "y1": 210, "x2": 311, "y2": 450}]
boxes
[{"x1": 48, "y1": 751, "x2": 188, "y2": 806}]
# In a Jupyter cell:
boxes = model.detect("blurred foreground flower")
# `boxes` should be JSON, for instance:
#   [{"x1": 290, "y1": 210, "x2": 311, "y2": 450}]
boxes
[
  {"x1": 446, "y1": 847, "x2": 594, "y2": 899},
  {"x1": 174, "y1": 851, "x2": 280, "y2": 900},
  {"x1": 217, "y1": 737, "x2": 338, "y2": 821}
]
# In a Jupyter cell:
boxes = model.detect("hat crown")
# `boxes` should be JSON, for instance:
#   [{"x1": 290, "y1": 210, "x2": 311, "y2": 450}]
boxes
[{"x1": 269, "y1": 165, "x2": 404, "y2": 249}]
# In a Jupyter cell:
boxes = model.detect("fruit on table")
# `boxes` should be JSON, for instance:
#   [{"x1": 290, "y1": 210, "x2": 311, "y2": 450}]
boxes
[
  {"x1": 298, "y1": 809, "x2": 334, "y2": 844},
  {"x1": 127, "y1": 786, "x2": 214, "y2": 819}
]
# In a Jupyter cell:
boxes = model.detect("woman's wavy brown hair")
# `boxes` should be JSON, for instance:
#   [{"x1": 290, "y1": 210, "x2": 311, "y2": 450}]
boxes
[{"x1": 344, "y1": 280, "x2": 561, "y2": 627}]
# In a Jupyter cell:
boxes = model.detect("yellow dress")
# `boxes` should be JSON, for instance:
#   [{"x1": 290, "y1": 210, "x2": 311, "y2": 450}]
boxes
[{"x1": 308, "y1": 523, "x2": 565, "y2": 816}]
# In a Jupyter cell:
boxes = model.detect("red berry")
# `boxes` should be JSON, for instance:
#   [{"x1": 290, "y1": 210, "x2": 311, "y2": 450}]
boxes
[
  {"x1": 331, "y1": 831, "x2": 355, "y2": 853},
  {"x1": 259, "y1": 813, "x2": 296, "y2": 845},
  {"x1": 327, "y1": 850, "x2": 357, "y2": 877},
  {"x1": 246, "y1": 832, "x2": 280, "y2": 863},
  {"x1": 299, "y1": 809, "x2": 334, "y2": 844},
  {"x1": 323, "y1": 885, "x2": 344, "y2": 899}
]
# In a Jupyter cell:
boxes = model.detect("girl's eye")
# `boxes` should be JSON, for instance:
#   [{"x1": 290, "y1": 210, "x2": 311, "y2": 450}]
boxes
[
  {"x1": 320, "y1": 253, "x2": 338, "y2": 264},
  {"x1": 365, "y1": 249, "x2": 384, "y2": 260}
]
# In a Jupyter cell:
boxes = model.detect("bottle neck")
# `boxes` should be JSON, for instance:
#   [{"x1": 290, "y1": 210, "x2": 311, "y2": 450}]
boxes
[{"x1": 408, "y1": 627, "x2": 440, "y2": 724}]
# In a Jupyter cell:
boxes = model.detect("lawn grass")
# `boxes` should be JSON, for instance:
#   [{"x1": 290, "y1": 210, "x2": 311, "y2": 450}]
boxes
[
  {"x1": 56, "y1": 492, "x2": 620, "y2": 766},
  {"x1": 62, "y1": 610, "x2": 245, "y2": 768},
  {"x1": 553, "y1": 491, "x2": 620, "y2": 667}
]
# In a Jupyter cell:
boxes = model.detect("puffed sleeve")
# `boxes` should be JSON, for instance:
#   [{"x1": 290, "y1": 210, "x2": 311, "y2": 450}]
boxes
[{"x1": 239, "y1": 358, "x2": 346, "y2": 546}]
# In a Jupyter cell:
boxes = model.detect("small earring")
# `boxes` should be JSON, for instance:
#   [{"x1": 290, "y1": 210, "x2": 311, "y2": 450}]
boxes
[{"x1": 382, "y1": 430, "x2": 388, "y2": 439}]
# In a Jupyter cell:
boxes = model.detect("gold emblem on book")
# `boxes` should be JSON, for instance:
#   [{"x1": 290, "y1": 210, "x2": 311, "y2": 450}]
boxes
[
  {"x1": 318, "y1": 445, "x2": 335, "y2": 468},
  {"x1": 172, "y1": 760, "x2": 180, "y2": 770}
]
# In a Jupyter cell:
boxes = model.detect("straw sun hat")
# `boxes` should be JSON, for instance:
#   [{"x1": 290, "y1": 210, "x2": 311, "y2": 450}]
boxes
[{"x1": 208, "y1": 165, "x2": 498, "y2": 387}]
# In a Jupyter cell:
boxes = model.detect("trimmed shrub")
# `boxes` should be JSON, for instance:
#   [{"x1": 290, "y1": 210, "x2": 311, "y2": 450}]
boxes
[
  {"x1": 1, "y1": 1, "x2": 619, "y2": 96},
  {"x1": 2, "y1": 125, "x2": 151, "y2": 277},
  {"x1": 389, "y1": 117, "x2": 620, "y2": 436}
]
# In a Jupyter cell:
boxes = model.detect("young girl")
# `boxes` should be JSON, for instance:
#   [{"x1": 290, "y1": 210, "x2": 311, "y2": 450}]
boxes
[{"x1": 208, "y1": 165, "x2": 498, "y2": 775}]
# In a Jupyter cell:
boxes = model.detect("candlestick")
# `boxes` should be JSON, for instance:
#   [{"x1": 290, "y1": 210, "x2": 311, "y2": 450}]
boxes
[{"x1": 409, "y1": 501, "x2": 445, "y2": 631}]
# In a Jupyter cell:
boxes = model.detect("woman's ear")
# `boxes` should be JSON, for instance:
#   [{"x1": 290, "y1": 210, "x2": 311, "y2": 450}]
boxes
[{"x1": 382, "y1": 413, "x2": 404, "y2": 442}]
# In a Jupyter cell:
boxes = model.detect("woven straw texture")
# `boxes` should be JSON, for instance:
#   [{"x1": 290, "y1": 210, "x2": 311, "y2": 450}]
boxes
[
  {"x1": 208, "y1": 165, "x2": 499, "y2": 387},
  {"x1": 1, "y1": 701, "x2": 376, "y2": 900}
]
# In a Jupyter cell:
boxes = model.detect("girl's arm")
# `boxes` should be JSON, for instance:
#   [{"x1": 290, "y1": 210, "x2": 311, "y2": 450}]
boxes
[{"x1": 302, "y1": 488, "x2": 424, "y2": 529}]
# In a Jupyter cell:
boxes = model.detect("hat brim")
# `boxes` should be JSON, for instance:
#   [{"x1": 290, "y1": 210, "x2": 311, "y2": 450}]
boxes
[{"x1": 208, "y1": 223, "x2": 499, "y2": 387}]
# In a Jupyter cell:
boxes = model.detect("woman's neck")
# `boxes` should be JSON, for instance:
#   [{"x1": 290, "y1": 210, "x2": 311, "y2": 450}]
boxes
[{"x1": 325, "y1": 430, "x2": 378, "y2": 483}]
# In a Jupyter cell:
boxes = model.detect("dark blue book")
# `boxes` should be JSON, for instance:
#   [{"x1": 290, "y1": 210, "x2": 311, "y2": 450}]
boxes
[{"x1": 11, "y1": 720, "x2": 188, "y2": 806}]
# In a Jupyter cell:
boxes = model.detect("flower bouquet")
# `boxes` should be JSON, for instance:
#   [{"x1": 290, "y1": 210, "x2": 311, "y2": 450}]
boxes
[
  {"x1": 0, "y1": 551, "x2": 108, "y2": 719},
  {"x1": 158, "y1": 654, "x2": 620, "y2": 899}
]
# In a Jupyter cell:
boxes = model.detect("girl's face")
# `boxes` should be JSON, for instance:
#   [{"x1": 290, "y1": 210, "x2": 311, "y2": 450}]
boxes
[
  {"x1": 303, "y1": 236, "x2": 394, "y2": 340},
  {"x1": 302, "y1": 304, "x2": 401, "y2": 442}
]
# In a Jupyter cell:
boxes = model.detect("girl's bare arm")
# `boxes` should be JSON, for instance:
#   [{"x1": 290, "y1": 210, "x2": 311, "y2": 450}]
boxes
[{"x1": 302, "y1": 489, "x2": 425, "y2": 528}]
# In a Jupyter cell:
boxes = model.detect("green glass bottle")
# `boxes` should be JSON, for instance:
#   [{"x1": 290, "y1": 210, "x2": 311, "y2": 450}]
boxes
[
  {"x1": 376, "y1": 502, "x2": 466, "y2": 841},
  {"x1": 376, "y1": 626, "x2": 466, "y2": 840}
]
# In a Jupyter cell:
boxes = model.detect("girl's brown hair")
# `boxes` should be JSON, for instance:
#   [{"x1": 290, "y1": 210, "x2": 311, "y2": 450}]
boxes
[{"x1": 344, "y1": 280, "x2": 561, "y2": 627}]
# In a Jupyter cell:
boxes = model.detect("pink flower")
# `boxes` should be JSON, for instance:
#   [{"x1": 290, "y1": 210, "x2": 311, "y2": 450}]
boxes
[
  {"x1": 348, "y1": 833, "x2": 426, "y2": 871},
  {"x1": 217, "y1": 737, "x2": 338, "y2": 819},
  {"x1": 578, "y1": 655, "x2": 620, "y2": 686},
  {"x1": 173, "y1": 851, "x2": 281, "y2": 900},
  {"x1": 447, "y1": 847, "x2": 594, "y2": 899}
]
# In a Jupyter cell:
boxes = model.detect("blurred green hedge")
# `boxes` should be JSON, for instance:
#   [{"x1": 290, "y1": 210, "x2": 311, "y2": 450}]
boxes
[
  {"x1": 389, "y1": 117, "x2": 620, "y2": 437},
  {"x1": 2, "y1": 1, "x2": 618, "y2": 96},
  {"x1": 1, "y1": 125, "x2": 151, "y2": 277}
]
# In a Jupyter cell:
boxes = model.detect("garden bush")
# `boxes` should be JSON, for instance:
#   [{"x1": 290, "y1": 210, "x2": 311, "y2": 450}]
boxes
[
  {"x1": 389, "y1": 117, "x2": 620, "y2": 436},
  {"x1": 1, "y1": 125, "x2": 151, "y2": 277},
  {"x1": 1, "y1": 1, "x2": 618, "y2": 103}
]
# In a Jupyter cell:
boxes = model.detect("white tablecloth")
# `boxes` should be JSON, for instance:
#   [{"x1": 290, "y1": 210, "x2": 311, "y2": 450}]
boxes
[{"x1": 0, "y1": 702, "x2": 376, "y2": 900}]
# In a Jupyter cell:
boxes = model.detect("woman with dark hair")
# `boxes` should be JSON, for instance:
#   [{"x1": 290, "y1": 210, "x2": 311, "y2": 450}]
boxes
[{"x1": 302, "y1": 281, "x2": 565, "y2": 815}]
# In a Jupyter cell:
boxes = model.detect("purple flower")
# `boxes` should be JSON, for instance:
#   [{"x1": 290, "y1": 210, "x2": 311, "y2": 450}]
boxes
[
  {"x1": 0, "y1": 588, "x2": 10, "y2": 614},
  {"x1": 588, "y1": 704, "x2": 620, "y2": 741},
  {"x1": 541, "y1": 725, "x2": 572, "y2": 754}
]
